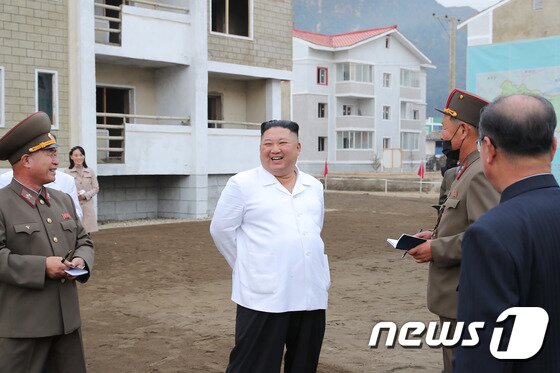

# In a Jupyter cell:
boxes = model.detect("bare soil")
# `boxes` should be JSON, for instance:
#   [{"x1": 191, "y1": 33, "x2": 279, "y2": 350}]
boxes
[{"x1": 82, "y1": 191, "x2": 443, "y2": 372}]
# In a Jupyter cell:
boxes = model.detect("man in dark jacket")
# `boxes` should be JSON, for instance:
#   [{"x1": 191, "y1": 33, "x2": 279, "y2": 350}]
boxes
[{"x1": 455, "y1": 94, "x2": 559, "y2": 371}]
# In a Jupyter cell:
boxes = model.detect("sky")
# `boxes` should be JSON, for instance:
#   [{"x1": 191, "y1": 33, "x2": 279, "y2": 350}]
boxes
[{"x1": 435, "y1": 0, "x2": 501, "y2": 11}]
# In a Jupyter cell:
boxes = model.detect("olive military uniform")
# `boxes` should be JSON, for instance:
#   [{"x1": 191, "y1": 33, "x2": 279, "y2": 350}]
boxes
[
  {"x1": 0, "y1": 112, "x2": 94, "y2": 373},
  {"x1": 429, "y1": 89, "x2": 500, "y2": 372}
]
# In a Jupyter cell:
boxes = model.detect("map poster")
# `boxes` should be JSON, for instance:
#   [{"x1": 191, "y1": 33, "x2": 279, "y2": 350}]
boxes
[{"x1": 468, "y1": 37, "x2": 560, "y2": 181}]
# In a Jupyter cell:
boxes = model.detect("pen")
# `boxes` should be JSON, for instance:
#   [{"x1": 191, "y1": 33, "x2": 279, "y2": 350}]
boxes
[
  {"x1": 61, "y1": 249, "x2": 73, "y2": 264},
  {"x1": 402, "y1": 228, "x2": 423, "y2": 258}
]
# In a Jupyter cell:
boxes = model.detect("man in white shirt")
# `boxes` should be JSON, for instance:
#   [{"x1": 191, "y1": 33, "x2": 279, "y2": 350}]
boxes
[
  {"x1": 210, "y1": 120, "x2": 330, "y2": 372},
  {"x1": 0, "y1": 169, "x2": 83, "y2": 221}
]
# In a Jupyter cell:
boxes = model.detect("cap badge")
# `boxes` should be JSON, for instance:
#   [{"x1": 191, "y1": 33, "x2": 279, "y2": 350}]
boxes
[
  {"x1": 443, "y1": 108, "x2": 457, "y2": 117},
  {"x1": 28, "y1": 134, "x2": 56, "y2": 153}
]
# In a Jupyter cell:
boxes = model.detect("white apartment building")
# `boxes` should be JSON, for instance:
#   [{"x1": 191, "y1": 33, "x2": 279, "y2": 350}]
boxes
[
  {"x1": 292, "y1": 26, "x2": 433, "y2": 173},
  {"x1": 1, "y1": 0, "x2": 291, "y2": 220}
]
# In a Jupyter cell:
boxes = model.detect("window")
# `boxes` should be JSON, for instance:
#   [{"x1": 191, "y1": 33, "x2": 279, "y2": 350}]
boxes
[
  {"x1": 401, "y1": 132, "x2": 420, "y2": 151},
  {"x1": 336, "y1": 131, "x2": 373, "y2": 149},
  {"x1": 0, "y1": 66, "x2": 4, "y2": 128},
  {"x1": 318, "y1": 103, "x2": 326, "y2": 118},
  {"x1": 383, "y1": 106, "x2": 391, "y2": 120},
  {"x1": 336, "y1": 63, "x2": 373, "y2": 83},
  {"x1": 533, "y1": 0, "x2": 543, "y2": 10},
  {"x1": 211, "y1": 0, "x2": 250, "y2": 37},
  {"x1": 36, "y1": 70, "x2": 58, "y2": 128},
  {"x1": 318, "y1": 137, "x2": 326, "y2": 152},
  {"x1": 400, "y1": 69, "x2": 420, "y2": 88},
  {"x1": 383, "y1": 138, "x2": 391, "y2": 149},
  {"x1": 317, "y1": 67, "x2": 328, "y2": 85},
  {"x1": 385, "y1": 35, "x2": 390, "y2": 48},
  {"x1": 413, "y1": 109, "x2": 420, "y2": 120},
  {"x1": 343, "y1": 105, "x2": 352, "y2": 116},
  {"x1": 383, "y1": 73, "x2": 391, "y2": 88}
]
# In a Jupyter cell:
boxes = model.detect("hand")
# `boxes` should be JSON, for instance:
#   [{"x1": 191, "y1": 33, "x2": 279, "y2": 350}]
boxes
[
  {"x1": 78, "y1": 194, "x2": 87, "y2": 201},
  {"x1": 64, "y1": 257, "x2": 86, "y2": 281},
  {"x1": 408, "y1": 240, "x2": 433, "y2": 263},
  {"x1": 415, "y1": 230, "x2": 433, "y2": 240},
  {"x1": 46, "y1": 256, "x2": 70, "y2": 279},
  {"x1": 68, "y1": 257, "x2": 85, "y2": 269}
]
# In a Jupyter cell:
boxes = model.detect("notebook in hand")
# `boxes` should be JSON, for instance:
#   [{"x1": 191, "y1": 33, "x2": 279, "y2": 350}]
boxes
[{"x1": 386, "y1": 234, "x2": 426, "y2": 250}]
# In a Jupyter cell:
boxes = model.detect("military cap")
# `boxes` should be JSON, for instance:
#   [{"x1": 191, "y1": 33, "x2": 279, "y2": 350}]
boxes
[
  {"x1": 436, "y1": 88, "x2": 489, "y2": 127},
  {"x1": 0, "y1": 112, "x2": 58, "y2": 165}
]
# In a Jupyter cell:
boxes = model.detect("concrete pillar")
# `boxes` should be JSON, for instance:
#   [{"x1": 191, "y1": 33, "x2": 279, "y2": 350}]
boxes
[{"x1": 266, "y1": 79, "x2": 281, "y2": 120}]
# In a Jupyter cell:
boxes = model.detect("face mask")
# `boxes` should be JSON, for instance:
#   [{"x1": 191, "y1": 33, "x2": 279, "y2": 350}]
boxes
[
  {"x1": 442, "y1": 141, "x2": 460, "y2": 164},
  {"x1": 441, "y1": 123, "x2": 462, "y2": 164}
]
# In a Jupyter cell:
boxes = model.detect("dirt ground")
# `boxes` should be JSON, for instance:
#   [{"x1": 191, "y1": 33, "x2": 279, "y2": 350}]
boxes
[{"x1": 81, "y1": 191, "x2": 444, "y2": 373}]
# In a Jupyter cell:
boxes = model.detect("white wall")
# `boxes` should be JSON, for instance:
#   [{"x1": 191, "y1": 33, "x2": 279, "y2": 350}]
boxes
[
  {"x1": 96, "y1": 63, "x2": 158, "y2": 119},
  {"x1": 96, "y1": 5, "x2": 192, "y2": 65},
  {"x1": 207, "y1": 129, "x2": 261, "y2": 174},
  {"x1": 208, "y1": 78, "x2": 249, "y2": 123},
  {"x1": 155, "y1": 65, "x2": 191, "y2": 123},
  {"x1": 464, "y1": 12, "x2": 494, "y2": 46}
]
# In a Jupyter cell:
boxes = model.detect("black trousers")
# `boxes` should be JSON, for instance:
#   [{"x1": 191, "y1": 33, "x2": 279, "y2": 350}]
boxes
[
  {"x1": 0, "y1": 328, "x2": 86, "y2": 373},
  {"x1": 226, "y1": 305, "x2": 326, "y2": 373}
]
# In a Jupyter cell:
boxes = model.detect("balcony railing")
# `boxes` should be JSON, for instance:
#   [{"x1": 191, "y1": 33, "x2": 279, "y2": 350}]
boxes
[
  {"x1": 208, "y1": 120, "x2": 261, "y2": 130},
  {"x1": 94, "y1": 0, "x2": 189, "y2": 45},
  {"x1": 97, "y1": 112, "x2": 191, "y2": 163}
]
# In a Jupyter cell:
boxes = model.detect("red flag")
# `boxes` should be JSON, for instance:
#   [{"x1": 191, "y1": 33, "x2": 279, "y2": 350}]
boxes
[
  {"x1": 417, "y1": 162, "x2": 425, "y2": 179},
  {"x1": 323, "y1": 159, "x2": 329, "y2": 177}
]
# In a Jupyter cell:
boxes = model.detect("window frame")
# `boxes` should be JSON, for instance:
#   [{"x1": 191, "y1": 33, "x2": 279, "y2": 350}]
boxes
[
  {"x1": 336, "y1": 63, "x2": 373, "y2": 83},
  {"x1": 210, "y1": 0, "x2": 253, "y2": 39},
  {"x1": 382, "y1": 105, "x2": 391, "y2": 120},
  {"x1": 400, "y1": 69, "x2": 420, "y2": 88},
  {"x1": 383, "y1": 137, "x2": 391, "y2": 149},
  {"x1": 383, "y1": 73, "x2": 391, "y2": 88},
  {"x1": 317, "y1": 67, "x2": 328, "y2": 85},
  {"x1": 35, "y1": 69, "x2": 59, "y2": 129},
  {"x1": 401, "y1": 132, "x2": 420, "y2": 151},
  {"x1": 336, "y1": 130, "x2": 373, "y2": 150},
  {"x1": 318, "y1": 136, "x2": 326, "y2": 152},
  {"x1": 318, "y1": 102, "x2": 327, "y2": 118}
]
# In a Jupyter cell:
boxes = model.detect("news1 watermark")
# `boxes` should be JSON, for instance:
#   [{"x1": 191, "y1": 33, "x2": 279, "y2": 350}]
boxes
[{"x1": 368, "y1": 307, "x2": 548, "y2": 359}]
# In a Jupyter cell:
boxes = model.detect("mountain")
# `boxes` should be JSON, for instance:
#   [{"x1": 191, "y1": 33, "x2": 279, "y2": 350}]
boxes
[{"x1": 293, "y1": 0, "x2": 478, "y2": 117}]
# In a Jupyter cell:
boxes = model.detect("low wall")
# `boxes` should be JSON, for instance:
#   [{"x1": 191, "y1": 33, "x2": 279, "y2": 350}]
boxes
[{"x1": 320, "y1": 176, "x2": 441, "y2": 193}]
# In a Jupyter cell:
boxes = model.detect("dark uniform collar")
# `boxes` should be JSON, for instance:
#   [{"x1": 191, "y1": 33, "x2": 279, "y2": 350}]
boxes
[
  {"x1": 9, "y1": 178, "x2": 50, "y2": 207},
  {"x1": 500, "y1": 173, "x2": 558, "y2": 204}
]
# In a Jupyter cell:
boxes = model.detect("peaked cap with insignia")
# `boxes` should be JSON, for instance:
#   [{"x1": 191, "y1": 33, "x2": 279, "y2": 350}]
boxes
[
  {"x1": 435, "y1": 88, "x2": 489, "y2": 127},
  {"x1": 0, "y1": 112, "x2": 58, "y2": 165}
]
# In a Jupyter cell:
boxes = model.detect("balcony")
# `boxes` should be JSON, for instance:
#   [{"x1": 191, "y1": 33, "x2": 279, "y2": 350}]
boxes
[
  {"x1": 96, "y1": 113, "x2": 191, "y2": 176},
  {"x1": 336, "y1": 115, "x2": 375, "y2": 129},
  {"x1": 335, "y1": 81, "x2": 374, "y2": 98},
  {"x1": 207, "y1": 120, "x2": 261, "y2": 130},
  {"x1": 400, "y1": 118, "x2": 423, "y2": 131},
  {"x1": 95, "y1": 1, "x2": 191, "y2": 66},
  {"x1": 399, "y1": 86, "x2": 422, "y2": 100}
]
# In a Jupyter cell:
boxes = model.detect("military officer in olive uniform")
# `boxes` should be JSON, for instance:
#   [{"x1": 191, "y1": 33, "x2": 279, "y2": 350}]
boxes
[
  {"x1": 408, "y1": 89, "x2": 500, "y2": 373},
  {"x1": 0, "y1": 112, "x2": 94, "y2": 373}
]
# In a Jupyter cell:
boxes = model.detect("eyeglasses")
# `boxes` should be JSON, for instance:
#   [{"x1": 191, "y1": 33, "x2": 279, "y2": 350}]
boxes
[
  {"x1": 476, "y1": 138, "x2": 483, "y2": 152},
  {"x1": 476, "y1": 136, "x2": 498, "y2": 152}
]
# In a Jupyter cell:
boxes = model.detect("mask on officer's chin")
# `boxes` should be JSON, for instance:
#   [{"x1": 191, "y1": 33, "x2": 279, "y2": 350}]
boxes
[{"x1": 442, "y1": 140, "x2": 460, "y2": 165}]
